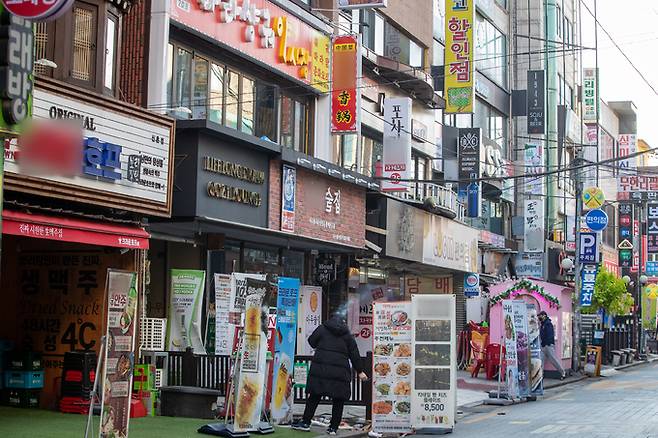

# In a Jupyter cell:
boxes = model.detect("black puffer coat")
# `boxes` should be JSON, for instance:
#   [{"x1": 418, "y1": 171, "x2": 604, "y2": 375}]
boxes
[{"x1": 306, "y1": 316, "x2": 363, "y2": 400}]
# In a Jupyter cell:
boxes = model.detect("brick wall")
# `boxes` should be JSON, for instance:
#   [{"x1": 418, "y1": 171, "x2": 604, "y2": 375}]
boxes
[
  {"x1": 269, "y1": 161, "x2": 366, "y2": 248},
  {"x1": 120, "y1": 0, "x2": 149, "y2": 107}
]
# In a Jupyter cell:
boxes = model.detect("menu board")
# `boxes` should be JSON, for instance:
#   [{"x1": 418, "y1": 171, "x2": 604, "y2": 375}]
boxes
[
  {"x1": 99, "y1": 270, "x2": 139, "y2": 438},
  {"x1": 410, "y1": 295, "x2": 456, "y2": 431},
  {"x1": 372, "y1": 302, "x2": 412, "y2": 433},
  {"x1": 215, "y1": 274, "x2": 232, "y2": 355}
]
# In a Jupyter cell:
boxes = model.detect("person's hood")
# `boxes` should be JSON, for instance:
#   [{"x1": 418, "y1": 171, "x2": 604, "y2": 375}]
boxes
[{"x1": 324, "y1": 315, "x2": 350, "y2": 336}]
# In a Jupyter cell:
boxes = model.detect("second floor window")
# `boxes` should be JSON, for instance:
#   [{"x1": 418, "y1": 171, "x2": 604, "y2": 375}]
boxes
[{"x1": 34, "y1": 0, "x2": 121, "y2": 95}]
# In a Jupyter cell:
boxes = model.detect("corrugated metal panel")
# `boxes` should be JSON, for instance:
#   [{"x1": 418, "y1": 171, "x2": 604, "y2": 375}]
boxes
[{"x1": 454, "y1": 273, "x2": 466, "y2": 333}]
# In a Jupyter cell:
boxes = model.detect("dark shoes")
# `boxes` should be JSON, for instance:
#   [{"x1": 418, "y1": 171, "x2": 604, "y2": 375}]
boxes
[
  {"x1": 327, "y1": 428, "x2": 338, "y2": 435},
  {"x1": 291, "y1": 421, "x2": 311, "y2": 432}
]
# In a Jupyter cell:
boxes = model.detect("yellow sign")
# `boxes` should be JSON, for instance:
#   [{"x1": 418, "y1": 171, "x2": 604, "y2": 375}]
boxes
[
  {"x1": 582, "y1": 187, "x2": 605, "y2": 210},
  {"x1": 311, "y1": 34, "x2": 330, "y2": 93},
  {"x1": 444, "y1": 0, "x2": 475, "y2": 113}
]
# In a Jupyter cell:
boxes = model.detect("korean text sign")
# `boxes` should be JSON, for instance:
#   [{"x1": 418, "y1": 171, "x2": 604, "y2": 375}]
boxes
[
  {"x1": 444, "y1": 0, "x2": 474, "y2": 113},
  {"x1": 382, "y1": 97, "x2": 412, "y2": 192},
  {"x1": 331, "y1": 34, "x2": 359, "y2": 133},
  {"x1": 281, "y1": 165, "x2": 296, "y2": 233},
  {"x1": 580, "y1": 264, "x2": 598, "y2": 307}
]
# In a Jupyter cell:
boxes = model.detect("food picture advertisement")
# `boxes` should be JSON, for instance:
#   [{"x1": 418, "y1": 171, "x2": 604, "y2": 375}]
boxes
[
  {"x1": 372, "y1": 302, "x2": 412, "y2": 433},
  {"x1": 167, "y1": 269, "x2": 206, "y2": 353},
  {"x1": 526, "y1": 304, "x2": 544, "y2": 396},
  {"x1": 235, "y1": 278, "x2": 269, "y2": 432},
  {"x1": 502, "y1": 301, "x2": 519, "y2": 398},
  {"x1": 99, "y1": 270, "x2": 139, "y2": 438},
  {"x1": 410, "y1": 295, "x2": 456, "y2": 431},
  {"x1": 229, "y1": 273, "x2": 267, "y2": 352},
  {"x1": 271, "y1": 277, "x2": 301, "y2": 424},
  {"x1": 297, "y1": 286, "x2": 322, "y2": 355}
]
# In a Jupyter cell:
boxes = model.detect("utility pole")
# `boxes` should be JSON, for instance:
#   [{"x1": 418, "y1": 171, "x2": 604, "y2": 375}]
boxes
[{"x1": 572, "y1": 151, "x2": 584, "y2": 373}]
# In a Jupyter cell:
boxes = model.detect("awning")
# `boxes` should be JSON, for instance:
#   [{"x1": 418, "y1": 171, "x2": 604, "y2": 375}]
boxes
[{"x1": 2, "y1": 210, "x2": 149, "y2": 249}]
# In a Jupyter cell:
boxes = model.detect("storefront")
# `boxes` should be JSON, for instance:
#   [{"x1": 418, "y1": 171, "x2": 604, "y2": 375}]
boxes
[{"x1": 0, "y1": 77, "x2": 175, "y2": 408}]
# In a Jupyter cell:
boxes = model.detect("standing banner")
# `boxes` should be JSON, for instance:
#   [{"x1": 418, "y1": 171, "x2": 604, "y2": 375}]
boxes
[
  {"x1": 229, "y1": 273, "x2": 266, "y2": 352},
  {"x1": 444, "y1": 0, "x2": 475, "y2": 113},
  {"x1": 331, "y1": 34, "x2": 359, "y2": 133},
  {"x1": 100, "y1": 270, "x2": 138, "y2": 438},
  {"x1": 382, "y1": 97, "x2": 412, "y2": 192},
  {"x1": 512, "y1": 301, "x2": 530, "y2": 398},
  {"x1": 215, "y1": 274, "x2": 232, "y2": 356},
  {"x1": 297, "y1": 286, "x2": 322, "y2": 355},
  {"x1": 271, "y1": 277, "x2": 300, "y2": 424},
  {"x1": 502, "y1": 300, "x2": 518, "y2": 398},
  {"x1": 235, "y1": 278, "x2": 269, "y2": 432},
  {"x1": 372, "y1": 302, "x2": 412, "y2": 434},
  {"x1": 410, "y1": 295, "x2": 456, "y2": 431},
  {"x1": 526, "y1": 305, "x2": 544, "y2": 396},
  {"x1": 167, "y1": 270, "x2": 206, "y2": 353}
]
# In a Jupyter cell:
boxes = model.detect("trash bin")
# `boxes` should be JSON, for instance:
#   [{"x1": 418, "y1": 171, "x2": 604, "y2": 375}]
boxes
[{"x1": 611, "y1": 350, "x2": 622, "y2": 367}]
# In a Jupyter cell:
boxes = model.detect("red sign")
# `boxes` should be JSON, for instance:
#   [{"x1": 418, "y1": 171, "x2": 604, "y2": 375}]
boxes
[
  {"x1": 169, "y1": 0, "x2": 329, "y2": 91},
  {"x1": 331, "y1": 35, "x2": 359, "y2": 133},
  {"x1": 2, "y1": 0, "x2": 73, "y2": 21}
]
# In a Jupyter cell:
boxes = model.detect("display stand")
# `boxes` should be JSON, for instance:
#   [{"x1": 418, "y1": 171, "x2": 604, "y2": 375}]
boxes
[{"x1": 84, "y1": 336, "x2": 106, "y2": 438}]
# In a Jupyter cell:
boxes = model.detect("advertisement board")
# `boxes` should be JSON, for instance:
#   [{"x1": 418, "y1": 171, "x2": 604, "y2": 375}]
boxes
[
  {"x1": 372, "y1": 302, "x2": 413, "y2": 434},
  {"x1": 410, "y1": 295, "x2": 456, "y2": 431},
  {"x1": 502, "y1": 300, "x2": 519, "y2": 399},
  {"x1": 99, "y1": 270, "x2": 138, "y2": 438},
  {"x1": 281, "y1": 165, "x2": 297, "y2": 233},
  {"x1": 382, "y1": 97, "x2": 412, "y2": 192},
  {"x1": 215, "y1": 274, "x2": 232, "y2": 356},
  {"x1": 527, "y1": 70, "x2": 545, "y2": 134},
  {"x1": 524, "y1": 199, "x2": 544, "y2": 253},
  {"x1": 444, "y1": 0, "x2": 475, "y2": 113},
  {"x1": 526, "y1": 305, "x2": 543, "y2": 396},
  {"x1": 297, "y1": 286, "x2": 322, "y2": 355},
  {"x1": 167, "y1": 270, "x2": 206, "y2": 354},
  {"x1": 271, "y1": 277, "x2": 300, "y2": 424}
]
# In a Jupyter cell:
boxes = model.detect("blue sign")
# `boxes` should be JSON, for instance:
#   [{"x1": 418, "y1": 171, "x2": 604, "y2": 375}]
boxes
[
  {"x1": 646, "y1": 261, "x2": 658, "y2": 276},
  {"x1": 579, "y1": 232, "x2": 599, "y2": 263},
  {"x1": 580, "y1": 264, "x2": 599, "y2": 306},
  {"x1": 281, "y1": 165, "x2": 296, "y2": 233},
  {"x1": 83, "y1": 137, "x2": 122, "y2": 180},
  {"x1": 585, "y1": 209, "x2": 608, "y2": 232},
  {"x1": 464, "y1": 273, "x2": 480, "y2": 297}
]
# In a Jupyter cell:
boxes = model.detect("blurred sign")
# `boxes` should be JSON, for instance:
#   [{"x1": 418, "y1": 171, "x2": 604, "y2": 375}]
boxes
[
  {"x1": 585, "y1": 209, "x2": 608, "y2": 232},
  {"x1": 338, "y1": 0, "x2": 387, "y2": 8},
  {"x1": 281, "y1": 165, "x2": 296, "y2": 233},
  {"x1": 582, "y1": 187, "x2": 605, "y2": 210},
  {"x1": 382, "y1": 97, "x2": 412, "y2": 192},
  {"x1": 464, "y1": 273, "x2": 480, "y2": 297},
  {"x1": 583, "y1": 68, "x2": 598, "y2": 123},
  {"x1": 527, "y1": 70, "x2": 545, "y2": 134},
  {"x1": 1, "y1": 0, "x2": 73, "y2": 21}
]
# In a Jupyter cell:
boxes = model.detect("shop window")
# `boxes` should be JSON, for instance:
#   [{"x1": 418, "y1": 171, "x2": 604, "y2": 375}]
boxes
[
  {"x1": 256, "y1": 83, "x2": 277, "y2": 141},
  {"x1": 33, "y1": 1, "x2": 122, "y2": 95},
  {"x1": 280, "y1": 95, "x2": 308, "y2": 152},
  {"x1": 433, "y1": 0, "x2": 445, "y2": 42},
  {"x1": 361, "y1": 135, "x2": 382, "y2": 177},
  {"x1": 166, "y1": 44, "x2": 174, "y2": 109},
  {"x1": 209, "y1": 63, "x2": 224, "y2": 124},
  {"x1": 282, "y1": 250, "x2": 304, "y2": 281},
  {"x1": 556, "y1": 6, "x2": 563, "y2": 38},
  {"x1": 193, "y1": 56, "x2": 209, "y2": 119},
  {"x1": 71, "y1": 5, "x2": 97, "y2": 83},
  {"x1": 174, "y1": 48, "x2": 192, "y2": 113},
  {"x1": 224, "y1": 242, "x2": 241, "y2": 273},
  {"x1": 332, "y1": 134, "x2": 358, "y2": 171},
  {"x1": 241, "y1": 77, "x2": 255, "y2": 135},
  {"x1": 475, "y1": 14, "x2": 507, "y2": 88},
  {"x1": 244, "y1": 246, "x2": 280, "y2": 275},
  {"x1": 225, "y1": 70, "x2": 240, "y2": 129},
  {"x1": 361, "y1": 10, "x2": 385, "y2": 55},
  {"x1": 103, "y1": 15, "x2": 118, "y2": 91},
  {"x1": 474, "y1": 98, "x2": 507, "y2": 155}
]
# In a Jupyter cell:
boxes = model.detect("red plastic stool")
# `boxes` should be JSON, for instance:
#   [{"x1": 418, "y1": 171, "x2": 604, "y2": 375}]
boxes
[
  {"x1": 485, "y1": 343, "x2": 506, "y2": 380},
  {"x1": 130, "y1": 397, "x2": 147, "y2": 418}
]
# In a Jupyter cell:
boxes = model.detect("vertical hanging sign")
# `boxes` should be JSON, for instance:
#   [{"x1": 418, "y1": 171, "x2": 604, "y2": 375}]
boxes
[
  {"x1": 382, "y1": 97, "x2": 412, "y2": 192},
  {"x1": 281, "y1": 165, "x2": 296, "y2": 233},
  {"x1": 99, "y1": 270, "x2": 138, "y2": 438},
  {"x1": 331, "y1": 34, "x2": 359, "y2": 133},
  {"x1": 458, "y1": 128, "x2": 481, "y2": 217},
  {"x1": 582, "y1": 68, "x2": 598, "y2": 123},
  {"x1": 647, "y1": 204, "x2": 658, "y2": 254},
  {"x1": 444, "y1": 0, "x2": 474, "y2": 113},
  {"x1": 527, "y1": 70, "x2": 545, "y2": 134},
  {"x1": 524, "y1": 143, "x2": 544, "y2": 195},
  {"x1": 618, "y1": 202, "x2": 634, "y2": 272},
  {"x1": 524, "y1": 199, "x2": 544, "y2": 253}
]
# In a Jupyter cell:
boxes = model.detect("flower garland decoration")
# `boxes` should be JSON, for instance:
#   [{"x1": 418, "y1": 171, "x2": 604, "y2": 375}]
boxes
[{"x1": 489, "y1": 279, "x2": 561, "y2": 309}]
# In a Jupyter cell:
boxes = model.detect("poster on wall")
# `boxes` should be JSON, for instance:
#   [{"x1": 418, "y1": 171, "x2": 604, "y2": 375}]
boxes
[
  {"x1": 297, "y1": 286, "x2": 322, "y2": 355},
  {"x1": 235, "y1": 278, "x2": 269, "y2": 432},
  {"x1": 281, "y1": 165, "x2": 297, "y2": 233},
  {"x1": 410, "y1": 295, "x2": 456, "y2": 431},
  {"x1": 372, "y1": 302, "x2": 413, "y2": 434},
  {"x1": 167, "y1": 270, "x2": 206, "y2": 354},
  {"x1": 99, "y1": 270, "x2": 138, "y2": 438},
  {"x1": 526, "y1": 305, "x2": 544, "y2": 396},
  {"x1": 562, "y1": 312, "x2": 572, "y2": 359},
  {"x1": 215, "y1": 274, "x2": 232, "y2": 356},
  {"x1": 271, "y1": 277, "x2": 300, "y2": 424}
]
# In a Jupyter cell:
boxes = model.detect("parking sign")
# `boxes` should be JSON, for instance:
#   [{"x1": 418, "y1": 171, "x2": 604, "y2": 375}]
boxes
[{"x1": 579, "y1": 232, "x2": 600, "y2": 263}]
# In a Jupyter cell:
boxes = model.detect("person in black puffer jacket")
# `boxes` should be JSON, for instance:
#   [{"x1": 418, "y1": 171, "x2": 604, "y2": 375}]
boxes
[{"x1": 292, "y1": 312, "x2": 367, "y2": 435}]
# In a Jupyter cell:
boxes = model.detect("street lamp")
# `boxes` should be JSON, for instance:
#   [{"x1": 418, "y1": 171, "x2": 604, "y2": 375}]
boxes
[
  {"x1": 623, "y1": 275, "x2": 632, "y2": 285},
  {"x1": 560, "y1": 257, "x2": 574, "y2": 271},
  {"x1": 640, "y1": 275, "x2": 649, "y2": 286}
]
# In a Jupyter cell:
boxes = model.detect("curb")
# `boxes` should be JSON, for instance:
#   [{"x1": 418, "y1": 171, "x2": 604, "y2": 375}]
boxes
[{"x1": 543, "y1": 374, "x2": 588, "y2": 390}]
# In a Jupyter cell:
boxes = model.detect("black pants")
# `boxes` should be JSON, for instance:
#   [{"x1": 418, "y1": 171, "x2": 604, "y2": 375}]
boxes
[{"x1": 302, "y1": 394, "x2": 345, "y2": 430}]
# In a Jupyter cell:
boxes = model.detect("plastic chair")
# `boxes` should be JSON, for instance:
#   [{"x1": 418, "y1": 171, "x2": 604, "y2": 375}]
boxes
[
  {"x1": 485, "y1": 343, "x2": 506, "y2": 380},
  {"x1": 470, "y1": 340, "x2": 487, "y2": 378}
]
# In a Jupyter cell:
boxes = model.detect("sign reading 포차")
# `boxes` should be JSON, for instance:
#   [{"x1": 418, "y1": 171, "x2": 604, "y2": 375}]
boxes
[{"x1": 382, "y1": 97, "x2": 412, "y2": 192}]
